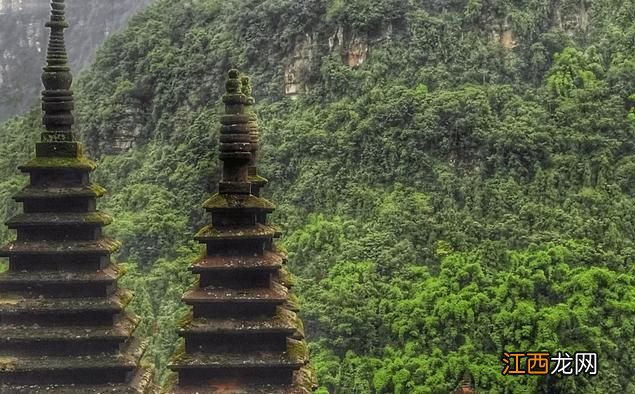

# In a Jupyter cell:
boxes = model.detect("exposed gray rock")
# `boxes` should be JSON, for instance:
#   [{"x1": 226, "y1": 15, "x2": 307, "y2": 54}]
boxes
[{"x1": 0, "y1": 0, "x2": 152, "y2": 122}]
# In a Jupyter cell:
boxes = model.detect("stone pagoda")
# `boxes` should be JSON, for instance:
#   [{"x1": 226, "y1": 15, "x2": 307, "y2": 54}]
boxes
[
  {"x1": 0, "y1": 1, "x2": 152, "y2": 392},
  {"x1": 167, "y1": 70, "x2": 315, "y2": 393}
]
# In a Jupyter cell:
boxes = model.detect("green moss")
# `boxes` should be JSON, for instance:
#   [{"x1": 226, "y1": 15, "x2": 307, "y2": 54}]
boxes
[
  {"x1": 0, "y1": 238, "x2": 122, "y2": 257},
  {"x1": 203, "y1": 193, "x2": 275, "y2": 211},
  {"x1": 19, "y1": 156, "x2": 96, "y2": 171},
  {"x1": 178, "y1": 311, "x2": 194, "y2": 329},
  {"x1": 159, "y1": 371, "x2": 178, "y2": 394},
  {"x1": 82, "y1": 211, "x2": 113, "y2": 224},
  {"x1": 119, "y1": 290, "x2": 134, "y2": 309},
  {"x1": 6, "y1": 211, "x2": 112, "y2": 228},
  {"x1": 169, "y1": 340, "x2": 187, "y2": 364},
  {"x1": 273, "y1": 244, "x2": 289, "y2": 259},
  {"x1": 248, "y1": 174, "x2": 269, "y2": 185},
  {"x1": 89, "y1": 183, "x2": 108, "y2": 196},
  {"x1": 194, "y1": 224, "x2": 276, "y2": 240},
  {"x1": 277, "y1": 266, "x2": 297, "y2": 288},
  {"x1": 116, "y1": 263, "x2": 128, "y2": 277},
  {"x1": 286, "y1": 338, "x2": 309, "y2": 362},
  {"x1": 0, "y1": 356, "x2": 18, "y2": 372}
]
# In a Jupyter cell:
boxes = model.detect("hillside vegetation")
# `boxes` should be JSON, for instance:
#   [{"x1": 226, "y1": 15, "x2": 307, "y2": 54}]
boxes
[{"x1": 1, "y1": 0, "x2": 635, "y2": 392}]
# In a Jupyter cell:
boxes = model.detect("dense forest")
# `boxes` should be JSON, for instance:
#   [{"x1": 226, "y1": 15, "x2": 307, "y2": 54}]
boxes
[{"x1": 1, "y1": 0, "x2": 635, "y2": 392}]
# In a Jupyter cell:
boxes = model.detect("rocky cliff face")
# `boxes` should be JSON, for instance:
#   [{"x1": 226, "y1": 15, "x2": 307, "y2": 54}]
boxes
[{"x1": 0, "y1": 0, "x2": 152, "y2": 122}]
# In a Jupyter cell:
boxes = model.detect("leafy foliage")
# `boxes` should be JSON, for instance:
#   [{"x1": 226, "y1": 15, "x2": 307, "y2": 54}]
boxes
[{"x1": 1, "y1": 0, "x2": 635, "y2": 392}]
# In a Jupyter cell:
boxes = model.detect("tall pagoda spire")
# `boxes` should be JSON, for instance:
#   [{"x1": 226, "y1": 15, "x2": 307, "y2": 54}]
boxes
[
  {"x1": 41, "y1": 0, "x2": 75, "y2": 137},
  {"x1": 241, "y1": 75, "x2": 268, "y2": 199},
  {"x1": 167, "y1": 70, "x2": 316, "y2": 393},
  {"x1": 0, "y1": 1, "x2": 153, "y2": 392}
]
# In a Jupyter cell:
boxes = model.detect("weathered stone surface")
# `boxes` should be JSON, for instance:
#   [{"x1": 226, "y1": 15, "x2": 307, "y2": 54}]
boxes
[
  {"x1": 13, "y1": 184, "x2": 107, "y2": 200},
  {"x1": 0, "y1": 2, "x2": 152, "y2": 391},
  {"x1": 202, "y1": 193, "x2": 274, "y2": 212},
  {"x1": 182, "y1": 283, "x2": 288, "y2": 305},
  {"x1": 0, "y1": 312, "x2": 138, "y2": 344},
  {"x1": 191, "y1": 251, "x2": 284, "y2": 272},
  {"x1": 18, "y1": 156, "x2": 96, "y2": 171},
  {"x1": 0, "y1": 368, "x2": 154, "y2": 393},
  {"x1": 180, "y1": 308, "x2": 303, "y2": 337},
  {"x1": 194, "y1": 224, "x2": 277, "y2": 241},
  {"x1": 0, "y1": 238, "x2": 121, "y2": 256},
  {"x1": 0, "y1": 264, "x2": 119, "y2": 285},
  {"x1": 171, "y1": 367, "x2": 315, "y2": 394},
  {"x1": 0, "y1": 289, "x2": 131, "y2": 315},
  {"x1": 6, "y1": 211, "x2": 113, "y2": 227}
]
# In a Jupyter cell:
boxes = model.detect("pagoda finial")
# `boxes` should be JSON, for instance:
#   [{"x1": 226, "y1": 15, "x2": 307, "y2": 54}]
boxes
[
  {"x1": 41, "y1": 0, "x2": 75, "y2": 139},
  {"x1": 219, "y1": 69, "x2": 252, "y2": 194},
  {"x1": 240, "y1": 75, "x2": 253, "y2": 99},
  {"x1": 241, "y1": 75, "x2": 257, "y2": 157},
  {"x1": 240, "y1": 74, "x2": 269, "y2": 198}
]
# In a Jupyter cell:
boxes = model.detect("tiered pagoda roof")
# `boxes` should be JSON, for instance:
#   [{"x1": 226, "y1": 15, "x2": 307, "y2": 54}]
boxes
[
  {"x1": 166, "y1": 70, "x2": 316, "y2": 393},
  {"x1": 0, "y1": 1, "x2": 152, "y2": 392}
]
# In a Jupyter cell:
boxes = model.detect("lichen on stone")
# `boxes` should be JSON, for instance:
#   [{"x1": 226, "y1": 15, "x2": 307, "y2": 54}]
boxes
[
  {"x1": 19, "y1": 156, "x2": 97, "y2": 171},
  {"x1": 203, "y1": 193, "x2": 274, "y2": 211}
]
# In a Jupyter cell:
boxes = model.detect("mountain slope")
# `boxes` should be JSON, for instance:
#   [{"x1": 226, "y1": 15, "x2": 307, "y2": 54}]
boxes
[{"x1": 1, "y1": 0, "x2": 634, "y2": 392}]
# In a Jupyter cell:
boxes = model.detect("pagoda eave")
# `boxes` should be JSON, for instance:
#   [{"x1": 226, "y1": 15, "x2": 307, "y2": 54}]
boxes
[
  {"x1": 191, "y1": 251, "x2": 284, "y2": 272},
  {"x1": 0, "y1": 289, "x2": 133, "y2": 315},
  {"x1": 179, "y1": 308, "x2": 303, "y2": 337},
  {"x1": 168, "y1": 367, "x2": 316, "y2": 394},
  {"x1": 248, "y1": 175, "x2": 268, "y2": 187},
  {"x1": 0, "y1": 312, "x2": 140, "y2": 343},
  {"x1": 0, "y1": 238, "x2": 121, "y2": 257},
  {"x1": 13, "y1": 184, "x2": 107, "y2": 201},
  {"x1": 202, "y1": 193, "x2": 275, "y2": 212},
  {"x1": 182, "y1": 284, "x2": 288, "y2": 305},
  {"x1": 18, "y1": 157, "x2": 97, "y2": 172},
  {"x1": 0, "y1": 265, "x2": 121, "y2": 286},
  {"x1": 194, "y1": 224, "x2": 276, "y2": 242},
  {"x1": 0, "y1": 367, "x2": 154, "y2": 394},
  {"x1": 0, "y1": 337, "x2": 147, "y2": 375},
  {"x1": 6, "y1": 211, "x2": 113, "y2": 228}
]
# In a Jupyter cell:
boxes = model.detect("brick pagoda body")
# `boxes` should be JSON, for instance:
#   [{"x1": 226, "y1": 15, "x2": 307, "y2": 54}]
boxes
[
  {"x1": 167, "y1": 71, "x2": 315, "y2": 393},
  {"x1": 0, "y1": 1, "x2": 152, "y2": 392}
]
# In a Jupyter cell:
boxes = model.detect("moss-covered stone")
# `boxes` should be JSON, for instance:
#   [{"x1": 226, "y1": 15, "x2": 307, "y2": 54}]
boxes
[
  {"x1": 191, "y1": 251, "x2": 283, "y2": 272},
  {"x1": 0, "y1": 338, "x2": 146, "y2": 372},
  {"x1": 248, "y1": 174, "x2": 269, "y2": 186},
  {"x1": 0, "y1": 1, "x2": 148, "y2": 391},
  {"x1": 0, "y1": 238, "x2": 122, "y2": 257},
  {"x1": 0, "y1": 356, "x2": 18, "y2": 372},
  {"x1": 167, "y1": 70, "x2": 312, "y2": 393},
  {"x1": 13, "y1": 184, "x2": 107, "y2": 201},
  {"x1": 6, "y1": 211, "x2": 113, "y2": 228},
  {"x1": 0, "y1": 312, "x2": 138, "y2": 341},
  {"x1": 202, "y1": 193, "x2": 274, "y2": 211},
  {"x1": 276, "y1": 266, "x2": 298, "y2": 289},
  {"x1": 286, "y1": 339, "x2": 309, "y2": 364},
  {"x1": 35, "y1": 141, "x2": 82, "y2": 157},
  {"x1": 19, "y1": 156, "x2": 96, "y2": 171},
  {"x1": 0, "y1": 265, "x2": 119, "y2": 285},
  {"x1": 194, "y1": 223, "x2": 276, "y2": 241},
  {"x1": 0, "y1": 289, "x2": 132, "y2": 314},
  {"x1": 181, "y1": 307, "x2": 301, "y2": 335}
]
